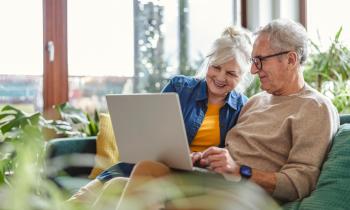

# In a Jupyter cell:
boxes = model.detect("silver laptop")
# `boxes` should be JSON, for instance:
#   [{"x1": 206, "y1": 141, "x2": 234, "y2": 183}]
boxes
[{"x1": 106, "y1": 93, "x2": 193, "y2": 171}]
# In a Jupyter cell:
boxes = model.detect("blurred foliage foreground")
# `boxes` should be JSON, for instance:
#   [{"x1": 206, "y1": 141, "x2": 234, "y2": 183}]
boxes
[
  {"x1": 0, "y1": 105, "x2": 280, "y2": 210},
  {"x1": 0, "y1": 104, "x2": 99, "y2": 210},
  {"x1": 0, "y1": 105, "x2": 76, "y2": 210}
]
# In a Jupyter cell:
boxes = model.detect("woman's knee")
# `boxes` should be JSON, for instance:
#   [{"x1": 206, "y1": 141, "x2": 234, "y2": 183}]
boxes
[
  {"x1": 103, "y1": 177, "x2": 129, "y2": 191},
  {"x1": 133, "y1": 160, "x2": 171, "y2": 177},
  {"x1": 106, "y1": 176, "x2": 129, "y2": 183}
]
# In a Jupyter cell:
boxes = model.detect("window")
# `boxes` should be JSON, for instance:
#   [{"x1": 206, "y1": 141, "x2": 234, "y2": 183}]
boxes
[
  {"x1": 67, "y1": 0, "x2": 134, "y2": 112},
  {"x1": 69, "y1": 0, "x2": 240, "y2": 112},
  {"x1": 246, "y1": 0, "x2": 301, "y2": 31},
  {"x1": 0, "y1": 0, "x2": 242, "y2": 114},
  {"x1": 307, "y1": 0, "x2": 350, "y2": 48},
  {"x1": 0, "y1": 0, "x2": 43, "y2": 113},
  {"x1": 188, "y1": 0, "x2": 233, "y2": 63}
]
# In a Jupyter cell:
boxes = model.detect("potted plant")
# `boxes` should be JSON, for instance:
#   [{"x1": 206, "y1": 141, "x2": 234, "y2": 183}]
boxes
[{"x1": 55, "y1": 102, "x2": 99, "y2": 137}]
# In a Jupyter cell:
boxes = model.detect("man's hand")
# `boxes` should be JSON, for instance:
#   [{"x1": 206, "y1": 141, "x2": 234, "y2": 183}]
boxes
[
  {"x1": 190, "y1": 152, "x2": 206, "y2": 167},
  {"x1": 198, "y1": 147, "x2": 277, "y2": 194},
  {"x1": 201, "y1": 146, "x2": 239, "y2": 174}
]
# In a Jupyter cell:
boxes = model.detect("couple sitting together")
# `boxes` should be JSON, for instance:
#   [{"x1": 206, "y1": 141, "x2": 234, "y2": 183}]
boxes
[{"x1": 68, "y1": 19, "x2": 339, "y2": 209}]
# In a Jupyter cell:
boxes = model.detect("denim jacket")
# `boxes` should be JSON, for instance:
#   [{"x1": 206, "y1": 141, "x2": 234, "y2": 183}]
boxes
[{"x1": 162, "y1": 75, "x2": 248, "y2": 148}]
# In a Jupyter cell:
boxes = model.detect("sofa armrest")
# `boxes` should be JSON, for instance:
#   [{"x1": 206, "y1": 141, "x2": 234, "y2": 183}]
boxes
[{"x1": 46, "y1": 136, "x2": 97, "y2": 178}]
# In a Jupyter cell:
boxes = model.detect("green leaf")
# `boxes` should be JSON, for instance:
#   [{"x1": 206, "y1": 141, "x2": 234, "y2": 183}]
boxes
[
  {"x1": 87, "y1": 114, "x2": 98, "y2": 136},
  {"x1": 0, "y1": 111, "x2": 42, "y2": 134},
  {"x1": 0, "y1": 112, "x2": 15, "y2": 121},
  {"x1": 309, "y1": 39, "x2": 321, "y2": 53},
  {"x1": 1, "y1": 105, "x2": 22, "y2": 113},
  {"x1": 53, "y1": 102, "x2": 101, "y2": 137},
  {"x1": 335, "y1": 26, "x2": 343, "y2": 42},
  {"x1": 0, "y1": 116, "x2": 25, "y2": 134},
  {"x1": 55, "y1": 102, "x2": 89, "y2": 124}
]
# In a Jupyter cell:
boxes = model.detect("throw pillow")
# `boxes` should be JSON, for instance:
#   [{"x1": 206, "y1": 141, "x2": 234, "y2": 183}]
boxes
[
  {"x1": 284, "y1": 123, "x2": 350, "y2": 210},
  {"x1": 88, "y1": 113, "x2": 119, "y2": 178}
]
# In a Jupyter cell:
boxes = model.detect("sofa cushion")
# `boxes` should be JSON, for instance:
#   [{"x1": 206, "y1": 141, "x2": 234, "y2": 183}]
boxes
[
  {"x1": 89, "y1": 113, "x2": 119, "y2": 178},
  {"x1": 284, "y1": 123, "x2": 350, "y2": 210}
]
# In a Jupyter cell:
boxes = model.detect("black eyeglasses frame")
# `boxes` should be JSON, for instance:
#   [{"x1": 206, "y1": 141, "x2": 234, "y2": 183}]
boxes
[{"x1": 251, "y1": 51, "x2": 290, "y2": 70}]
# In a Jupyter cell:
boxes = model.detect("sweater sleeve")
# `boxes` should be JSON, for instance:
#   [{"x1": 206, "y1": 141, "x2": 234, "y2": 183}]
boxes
[{"x1": 272, "y1": 99, "x2": 339, "y2": 201}]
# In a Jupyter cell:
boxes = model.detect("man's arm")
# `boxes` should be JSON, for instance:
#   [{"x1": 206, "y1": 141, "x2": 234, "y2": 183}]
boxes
[
  {"x1": 249, "y1": 169, "x2": 276, "y2": 194},
  {"x1": 201, "y1": 147, "x2": 277, "y2": 194}
]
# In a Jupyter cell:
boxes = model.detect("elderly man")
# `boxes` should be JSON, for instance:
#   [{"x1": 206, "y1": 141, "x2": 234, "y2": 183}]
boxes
[{"x1": 200, "y1": 18, "x2": 339, "y2": 202}]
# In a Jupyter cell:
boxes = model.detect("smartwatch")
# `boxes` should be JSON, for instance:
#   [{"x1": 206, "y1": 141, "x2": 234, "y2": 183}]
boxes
[{"x1": 239, "y1": 165, "x2": 252, "y2": 179}]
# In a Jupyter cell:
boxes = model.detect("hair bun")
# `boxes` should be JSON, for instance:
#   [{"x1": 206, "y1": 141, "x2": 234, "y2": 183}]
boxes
[
  {"x1": 221, "y1": 26, "x2": 252, "y2": 45},
  {"x1": 222, "y1": 27, "x2": 241, "y2": 38}
]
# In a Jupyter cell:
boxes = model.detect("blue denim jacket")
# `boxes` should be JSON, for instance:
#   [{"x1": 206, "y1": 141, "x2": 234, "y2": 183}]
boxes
[{"x1": 162, "y1": 75, "x2": 248, "y2": 148}]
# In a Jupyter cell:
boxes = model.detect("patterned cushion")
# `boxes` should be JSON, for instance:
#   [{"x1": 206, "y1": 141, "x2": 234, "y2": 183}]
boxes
[
  {"x1": 88, "y1": 113, "x2": 119, "y2": 178},
  {"x1": 284, "y1": 124, "x2": 350, "y2": 210}
]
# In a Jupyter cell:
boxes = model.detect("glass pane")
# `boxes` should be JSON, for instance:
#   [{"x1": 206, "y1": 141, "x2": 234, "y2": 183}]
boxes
[
  {"x1": 133, "y1": 1, "x2": 179, "y2": 93},
  {"x1": 307, "y1": 0, "x2": 350, "y2": 48},
  {"x1": 68, "y1": 0, "x2": 134, "y2": 112},
  {"x1": 188, "y1": 0, "x2": 233, "y2": 63},
  {"x1": 68, "y1": 0, "x2": 235, "y2": 112},
  {"x1": 161, "y1": 1, "x2": 179, "y2": 75},
  {"x1": 0, "y1": 0, "x2": 43, "y2": 112}
]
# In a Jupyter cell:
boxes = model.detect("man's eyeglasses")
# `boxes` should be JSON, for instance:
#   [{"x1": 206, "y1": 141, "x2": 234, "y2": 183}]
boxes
[{"x1": 251, "y1": 51, "x2": 290, "y2": 70}]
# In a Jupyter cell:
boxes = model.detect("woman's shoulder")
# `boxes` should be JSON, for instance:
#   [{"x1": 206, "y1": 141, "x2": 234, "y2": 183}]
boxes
[
  {"x1": 229, "y1": 91, "x2": 249, "y2": 104},
  {"x1": 169, "y1": 75, "x2": 201, "y2": 87}
]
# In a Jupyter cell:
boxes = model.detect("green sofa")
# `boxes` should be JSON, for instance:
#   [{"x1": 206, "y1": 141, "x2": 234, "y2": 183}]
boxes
[
  {"x1": 46, "y1": 114, "x2": 350, "y2": 208},
  {"x1": 45, "y1": 136, "x2": 97, "y2": 195}
]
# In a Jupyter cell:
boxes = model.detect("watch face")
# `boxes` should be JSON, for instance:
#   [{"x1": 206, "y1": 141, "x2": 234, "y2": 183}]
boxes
[{"x1": 240, "y1": 165, "x2": 252, "y2": 178}]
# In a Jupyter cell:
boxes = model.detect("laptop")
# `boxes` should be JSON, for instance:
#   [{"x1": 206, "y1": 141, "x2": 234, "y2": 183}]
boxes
[{"x1": 106, "y1": 93, "x2": 194, "y2": 171}]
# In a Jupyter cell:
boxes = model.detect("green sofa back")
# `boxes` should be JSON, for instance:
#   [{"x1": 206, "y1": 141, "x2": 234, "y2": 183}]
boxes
[
  {"x1": 340, "y1": 114, "x2": 350, "y2": 125},
  {"x1": 46, "y1": 136, "x2": 96, "y2": 177},
  {"x1": 284, "y1": 116, "x2": 350, "y2": 210}
]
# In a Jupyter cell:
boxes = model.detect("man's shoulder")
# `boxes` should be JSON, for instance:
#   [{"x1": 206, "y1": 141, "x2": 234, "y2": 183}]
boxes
[
  {"x1": 296, "y1": 85, "x2": 339, "y2": 125},
  {"x1": 245, "y1": 91, "x2": 268, "y2": 103},
  {"x1": 299, "y1": 85, "x2": 335, "y2": 108}
]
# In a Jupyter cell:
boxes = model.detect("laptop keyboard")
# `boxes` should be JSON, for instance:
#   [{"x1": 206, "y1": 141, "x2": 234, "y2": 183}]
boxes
[{"x1": 192, "y1": 166, "x2": 217, "y2": 174}]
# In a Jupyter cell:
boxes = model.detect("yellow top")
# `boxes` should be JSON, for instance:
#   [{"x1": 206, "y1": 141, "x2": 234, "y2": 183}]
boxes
[{"x1": 190, "y1": 103, "x2": 221, "y2": 152}]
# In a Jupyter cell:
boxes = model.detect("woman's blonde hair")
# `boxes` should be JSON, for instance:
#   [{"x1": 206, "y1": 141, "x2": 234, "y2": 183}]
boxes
[{"x1": 195, "y1": 26, "x2": 253, "y2": 92}]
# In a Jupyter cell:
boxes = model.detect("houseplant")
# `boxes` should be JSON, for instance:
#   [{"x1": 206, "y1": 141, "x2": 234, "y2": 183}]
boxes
[
  {"x1": 54, "y1": 102, "x2": 99, "y2": 137},
  {"x1": 304, "y1": 27, "x2": 350, "y2": 113},
  {"x1": 0, "y1": 105, "x2": 81, "y2": 210}
]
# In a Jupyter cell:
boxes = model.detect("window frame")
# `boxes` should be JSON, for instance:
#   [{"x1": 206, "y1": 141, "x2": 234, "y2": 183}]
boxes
[{"x1": 43, "y1": 0, "x2": 68, "y2": 114}]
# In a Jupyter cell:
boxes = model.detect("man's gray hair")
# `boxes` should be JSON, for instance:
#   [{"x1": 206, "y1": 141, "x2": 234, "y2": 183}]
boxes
[{"x1": 255, "y1": 19, "x2": 308, "y2": 65}]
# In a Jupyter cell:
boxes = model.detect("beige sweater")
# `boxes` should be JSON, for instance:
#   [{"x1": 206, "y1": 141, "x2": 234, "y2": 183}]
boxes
[{"x1": 226, "y1": 84, "x2": 339, "y2": 202}]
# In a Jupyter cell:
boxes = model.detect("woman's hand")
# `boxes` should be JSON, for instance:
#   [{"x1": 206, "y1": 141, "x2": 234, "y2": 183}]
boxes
[{"x1": 201, "y1": 146, "x2": 239, "y2": 174}]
